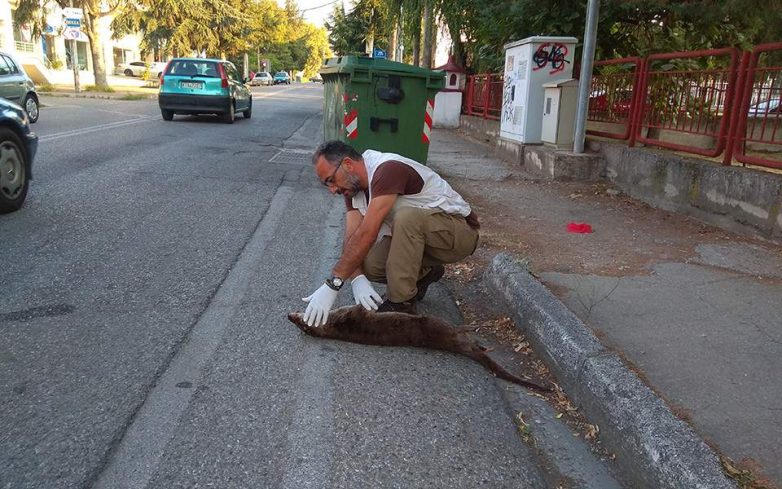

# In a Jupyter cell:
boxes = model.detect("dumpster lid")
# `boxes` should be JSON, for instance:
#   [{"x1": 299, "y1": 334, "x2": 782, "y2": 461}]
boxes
[
  {"x1": 504, "y1": 36, "x2": 578, "y2": 50},
  {"x1": 320, "y1": 55, "x2": 444, "y2": 77}
]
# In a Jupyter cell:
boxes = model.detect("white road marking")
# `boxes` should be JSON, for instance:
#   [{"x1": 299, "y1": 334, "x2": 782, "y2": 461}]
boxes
[{"x1": 38, "y1": 115, "x2": 160, "y2": 142}]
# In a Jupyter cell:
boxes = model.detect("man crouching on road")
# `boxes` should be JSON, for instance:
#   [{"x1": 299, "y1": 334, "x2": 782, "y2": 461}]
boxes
[{"x1": 301, "y1": 140, "x2": 480, "y2": 327}]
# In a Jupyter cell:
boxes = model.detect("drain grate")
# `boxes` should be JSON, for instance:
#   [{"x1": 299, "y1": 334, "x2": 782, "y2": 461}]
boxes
[{"x1": 269, "y1": 149, "x2": 311, "y2": 165}]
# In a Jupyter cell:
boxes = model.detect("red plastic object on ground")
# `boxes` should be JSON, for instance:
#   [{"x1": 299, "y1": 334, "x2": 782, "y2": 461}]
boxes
[{"x1": 566, "y1": 222, "x2": 593, "y2": 233}]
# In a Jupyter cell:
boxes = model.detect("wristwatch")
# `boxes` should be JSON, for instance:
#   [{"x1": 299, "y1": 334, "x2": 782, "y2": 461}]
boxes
[{"x1": 325, "y1": 276, "x2": 344, "y2": 291}]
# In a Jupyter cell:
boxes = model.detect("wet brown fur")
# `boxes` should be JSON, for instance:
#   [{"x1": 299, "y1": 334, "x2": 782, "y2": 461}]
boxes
[{"x1": 287, "y1": 306, "x2": 548, "y2": 392}]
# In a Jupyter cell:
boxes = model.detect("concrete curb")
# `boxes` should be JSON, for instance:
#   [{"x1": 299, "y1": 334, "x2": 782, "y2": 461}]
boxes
[{"x1": 485, "y1": 253, "x2": 737, "y2": 489}]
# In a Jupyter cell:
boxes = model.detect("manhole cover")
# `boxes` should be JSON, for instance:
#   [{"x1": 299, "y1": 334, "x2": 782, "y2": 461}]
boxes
[{"x1": 269, "y1": 149, "x2": 310, "y2": 165}]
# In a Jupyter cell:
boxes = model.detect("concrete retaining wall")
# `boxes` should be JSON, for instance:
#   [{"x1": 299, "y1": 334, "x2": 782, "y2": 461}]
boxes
[
  {"x1": 460, "y1": 114, "x2": 501, "y2": 144},
  {"x1": 524, "y1": 146, "x2": 604, "y2": 182},
  {"x1": 591, "y1": 140, "x2": 782, "y2": 240}
]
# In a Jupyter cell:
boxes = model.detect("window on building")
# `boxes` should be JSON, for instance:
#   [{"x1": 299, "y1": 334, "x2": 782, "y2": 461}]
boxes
[
  {"x1": 66, "y1": 41, "x2": 89, "y2": 70},
  {"x1": 44, "y1": 35, "x2": 57, "y2": 64},
  {"x1": 11, "y1": 16, "x2": 32, "y2": 43},
  {"x1": 113, "y1": 47, "x2": 125, "y2": 67}
]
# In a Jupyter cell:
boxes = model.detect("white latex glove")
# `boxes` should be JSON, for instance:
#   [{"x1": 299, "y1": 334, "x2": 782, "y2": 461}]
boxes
[
  {"x1": 302, "y1": 283, "x2": 339, "y2": 327},
  {"x1": 351, "y1": 274, "x2": 382, "y2": 311}
]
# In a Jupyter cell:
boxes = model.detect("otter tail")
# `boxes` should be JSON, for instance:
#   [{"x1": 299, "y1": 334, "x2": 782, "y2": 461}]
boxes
[
  {"x1": 482, "y1": 357, "x2": 549, "y2": 392},
  {"x1": 468, "y1": 338, "x2": 550, "y2": 392}
]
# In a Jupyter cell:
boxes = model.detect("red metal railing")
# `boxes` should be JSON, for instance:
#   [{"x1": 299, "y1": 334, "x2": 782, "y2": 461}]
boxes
[
  {"x1": 731, "y1": 43, "x2": 782, "y2": 169},
  {"x1": 458, "y1": 45, "x2": 782, "y2": 171},
  {"x1": 633, "y1": 48, "x2": 742, "y2": 158},
  {"x1": 586, "y1": 57, "x2": 642, "y2": 141},
  {"x1": 463, "y1": 74, "x2": 502, "y2": 120}
]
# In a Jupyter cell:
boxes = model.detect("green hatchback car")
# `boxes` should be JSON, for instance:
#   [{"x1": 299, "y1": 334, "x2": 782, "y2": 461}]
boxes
[{"x1": 158, "y1": 58, "x2": 252, "y2": 123}]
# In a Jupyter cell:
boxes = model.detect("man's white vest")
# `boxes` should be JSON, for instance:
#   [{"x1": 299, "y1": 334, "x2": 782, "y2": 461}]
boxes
[{"x1": 351, "y1": 150, "x2": 473, "y2": 240}]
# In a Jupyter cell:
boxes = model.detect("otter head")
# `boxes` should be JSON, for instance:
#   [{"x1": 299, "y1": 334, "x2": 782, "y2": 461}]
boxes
[
  {"x1": 287, "y1": 312, "x2": 312, "y2": 331},
  {"x1": 286, "y1": 312, "x2": 334, "y2": 337}
]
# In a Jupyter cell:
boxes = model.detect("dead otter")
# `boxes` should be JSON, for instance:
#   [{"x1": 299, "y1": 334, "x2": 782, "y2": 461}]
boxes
[{"x1": 287, "y1": 306, "x2": 549, "y2": 392}]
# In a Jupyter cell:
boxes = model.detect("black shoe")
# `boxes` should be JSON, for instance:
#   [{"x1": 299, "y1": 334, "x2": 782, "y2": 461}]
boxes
[
  {"x1": 414, "y1": 265, "x2": 445, "y2": 302},
  {"x1": 377, "y1": 299, "x2": 417, "y2": 314}
]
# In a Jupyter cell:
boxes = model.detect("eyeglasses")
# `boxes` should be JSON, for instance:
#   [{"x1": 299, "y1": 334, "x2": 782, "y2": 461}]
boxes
[{"x1": 322, "y1": 159, "x2": 344, "y2": 187}]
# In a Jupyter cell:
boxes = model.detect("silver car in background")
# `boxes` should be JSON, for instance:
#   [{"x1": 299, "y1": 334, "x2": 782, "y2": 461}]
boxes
[
  {"x1": 250, "y1": 72, "x2": 272, "y2": 86},
  {"x1": 0, "y1": 50, "x2": 39, "y2": 123}
]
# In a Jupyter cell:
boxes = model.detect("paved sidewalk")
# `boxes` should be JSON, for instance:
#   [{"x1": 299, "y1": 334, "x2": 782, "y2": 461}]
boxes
[
  {"x1": 427, "y1": 128, "x2": 782, "y2": 488},
  {"x1": 35, "y1": 74, "x2": 159, "y2": 100}
]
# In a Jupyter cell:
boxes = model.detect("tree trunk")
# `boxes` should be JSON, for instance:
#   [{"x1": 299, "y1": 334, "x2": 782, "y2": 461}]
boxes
[
  {"x1": 366, "y1": 34, "x2": 374, "y2": 55},
  {"x1": 449, "y1": 24, "x2": 466, "y2": 68},
  {"x1": 83, "y1": 12, "x2": 108, "y2": 89},
  {"x1": 429, "y1": 22, "x2": 437, "y2": 68},
  {"x1": 412, "y1": 18, "x2": 420, "y2": 66},
  {"x1": 389, "y1": 22, "x2": 398, "y2": 61},
  {"x1": 421, "y1": 0, "x2": 432, "y2": 68}
]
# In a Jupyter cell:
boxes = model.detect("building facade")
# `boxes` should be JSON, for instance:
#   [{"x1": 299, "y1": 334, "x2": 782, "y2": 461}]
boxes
[{"x1": 0, "y1": 0, "x2": 144, "y2": 84}]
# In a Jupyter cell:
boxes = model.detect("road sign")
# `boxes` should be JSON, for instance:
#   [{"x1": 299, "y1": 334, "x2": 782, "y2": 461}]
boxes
[
  {"x1": 62, "y1": 7, "x2": 83, "y2": 18},
  {"x1": 64, "y1": 18, "x2": 81, "y2": 28},
  {"x1": 63, "y1": 28, "x2": 83, "y2": 40},
  {"x1": 373, "y1": 48, "x2": 387, "y2": 59}
]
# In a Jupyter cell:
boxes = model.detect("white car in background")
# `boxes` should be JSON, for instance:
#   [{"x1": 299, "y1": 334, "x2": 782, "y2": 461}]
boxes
[
  {"x1": 118, "y1": 61, "x2": 168, "y2": 79},
  {"x1": 250, "y1": 72, "x2": 272, "y2": 86}
]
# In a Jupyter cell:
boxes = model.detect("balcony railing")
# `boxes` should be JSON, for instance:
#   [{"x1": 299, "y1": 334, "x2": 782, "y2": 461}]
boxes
[{"x1": 15, "y1": 41, "x2": 35, "y2": 53}]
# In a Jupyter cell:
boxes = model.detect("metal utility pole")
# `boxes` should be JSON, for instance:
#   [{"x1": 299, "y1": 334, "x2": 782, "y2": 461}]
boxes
[
  {"x1": 68, "y1": 0, "x2": 80, "y2": 93},
  {"x1": 573, "y1": 0, "x2": 600, "y2": 153}
]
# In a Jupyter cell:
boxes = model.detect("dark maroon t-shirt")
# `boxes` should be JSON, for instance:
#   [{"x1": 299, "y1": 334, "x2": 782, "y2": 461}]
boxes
[{"x1": 345, "y1": 160, "x2": 479, "y2": 229}]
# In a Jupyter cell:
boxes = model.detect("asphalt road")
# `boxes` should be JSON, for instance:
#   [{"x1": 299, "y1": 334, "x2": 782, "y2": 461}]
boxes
[{"x1": 1, "y1": 85, "x2": 584, "y2": 488}]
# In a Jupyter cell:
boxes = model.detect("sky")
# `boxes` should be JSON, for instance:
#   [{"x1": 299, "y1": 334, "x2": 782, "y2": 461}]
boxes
[{"x1": 280, "y1": 0, "x2": 356, "y2": 28}]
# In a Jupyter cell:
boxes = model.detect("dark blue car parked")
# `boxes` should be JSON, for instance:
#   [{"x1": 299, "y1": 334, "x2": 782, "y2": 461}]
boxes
[{"x1": 0, "y1": 97, "x2": 38, "y2": 213}]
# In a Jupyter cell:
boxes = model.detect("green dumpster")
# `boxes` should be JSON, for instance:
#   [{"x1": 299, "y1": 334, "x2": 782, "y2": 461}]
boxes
[{"x1": 320, "y1": 56, "x2": 445, "y2": 164}]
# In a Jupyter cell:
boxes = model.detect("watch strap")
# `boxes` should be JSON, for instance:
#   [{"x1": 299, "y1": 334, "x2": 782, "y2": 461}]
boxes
[{"x1": 325, "y1": 277, "x2": 343, "y2": 291}]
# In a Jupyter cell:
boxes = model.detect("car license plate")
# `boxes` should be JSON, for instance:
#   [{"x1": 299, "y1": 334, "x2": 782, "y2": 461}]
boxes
[{"x1": 180, "y1": 81, "x2": 203, "y2": 89}]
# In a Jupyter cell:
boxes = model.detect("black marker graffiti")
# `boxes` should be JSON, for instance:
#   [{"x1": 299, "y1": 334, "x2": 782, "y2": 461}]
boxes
[
  {"x1": 502, "y1": 75, "x2": 515, "y2": 123},
  {"x1": 532, "y1": 43, "x2": 569, "y2": 75}
]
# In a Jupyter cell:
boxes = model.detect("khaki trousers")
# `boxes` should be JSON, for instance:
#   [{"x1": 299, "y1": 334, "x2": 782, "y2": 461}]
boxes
[{"x1": 362, "y1": 207, "x2": 479, "y2": 302}]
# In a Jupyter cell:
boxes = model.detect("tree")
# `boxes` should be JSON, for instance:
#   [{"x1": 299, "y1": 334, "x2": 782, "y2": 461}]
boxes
[
  {"x1": 301, "y1": 24, "x2": 332, "y2": 77},
  {"x1": 113, "y1": 0, "x2": 293, "y2": 65},
  {"x1": 325, "y1": 2, "x2": 358, "y2": 56},
  {"x1": 112, "y1": 0, "x2": 247, "y2": 59},
  {"x1": 237, "y1": 0, "x2": 329, "y2": 75},
  {"x1": 384, "y1": 0, "x2": 422, "y2": 65},
  {"x1": 432, "y1": 0, "x2": 782, "y2": 73},
  {"x1": 326, "y1": 0, "x2": 389, "y2": 56}
]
